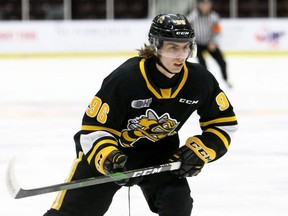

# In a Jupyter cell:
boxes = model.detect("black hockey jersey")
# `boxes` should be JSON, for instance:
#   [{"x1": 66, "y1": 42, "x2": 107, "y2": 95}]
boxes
[{"x1": 74, "y1": 57, "x2": 238, "y2": 172}]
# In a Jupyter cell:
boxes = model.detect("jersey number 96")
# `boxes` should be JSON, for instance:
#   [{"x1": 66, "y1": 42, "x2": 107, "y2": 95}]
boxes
[{"x1": 86, "y1": 96, "x2": 110, "y2": 124}]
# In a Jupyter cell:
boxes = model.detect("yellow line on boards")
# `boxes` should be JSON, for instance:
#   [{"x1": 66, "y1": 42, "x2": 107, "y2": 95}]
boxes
[
  {"x1": 0, "y1": 51, "x2": 287, "y2": 59},
  {"x1": 223, "y1": 51, "x2": 288, "y2": 57},
  {"x1": 0, "y1": 52, "x2": 138, "y2": 59}
]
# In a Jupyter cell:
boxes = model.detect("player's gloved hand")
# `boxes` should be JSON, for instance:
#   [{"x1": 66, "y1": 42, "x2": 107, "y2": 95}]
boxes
[
  {"x1": 170, "y1": 146, "x2": 204, "y2": 178},
  {"x1": 169, "y1": 136, "x2": 216, "y2": 178},
  {"x1": 103, "y1": 150, "x2": 142, "y2": 186},
  {"x1": 103, "y1": 149, "x2": 128, "y2": 174}
]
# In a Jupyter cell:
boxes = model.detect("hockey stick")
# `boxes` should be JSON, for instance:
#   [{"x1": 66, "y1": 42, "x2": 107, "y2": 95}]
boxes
[{"x1": 6, "y1": 158, "x2": 181, "y2": 199}]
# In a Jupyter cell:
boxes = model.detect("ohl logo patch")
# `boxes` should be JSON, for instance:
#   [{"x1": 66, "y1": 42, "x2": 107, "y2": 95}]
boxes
[{"x1": 119, "y1": 109, "x2": 179, "y2": 147}]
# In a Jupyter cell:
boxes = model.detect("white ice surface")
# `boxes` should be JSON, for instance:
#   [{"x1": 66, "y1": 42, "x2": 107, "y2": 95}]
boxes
[{"x1": 1, "y1": 55, "x2": 288, "y2": 216}]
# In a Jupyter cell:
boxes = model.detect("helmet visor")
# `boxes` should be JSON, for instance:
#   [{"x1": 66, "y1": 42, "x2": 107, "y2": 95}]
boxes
[{"x1": 156, "y1": 41, "x2": 193, "y2": 59}]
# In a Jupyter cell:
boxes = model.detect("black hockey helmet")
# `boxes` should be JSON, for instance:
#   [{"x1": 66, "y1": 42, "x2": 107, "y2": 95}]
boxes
[{"x1": 148, "y1": 13, "x2": 197, "y2": 57}]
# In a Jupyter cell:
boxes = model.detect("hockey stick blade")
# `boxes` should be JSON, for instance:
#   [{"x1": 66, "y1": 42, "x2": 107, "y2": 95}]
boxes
[{"x1": 6, "y1": 158, "x2": 181, "y2": 199}]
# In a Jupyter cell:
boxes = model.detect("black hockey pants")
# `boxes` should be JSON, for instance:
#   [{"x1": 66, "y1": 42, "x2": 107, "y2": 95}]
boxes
[{"x1": 43, "y1": 153, "x2": 193, "y2": 216}]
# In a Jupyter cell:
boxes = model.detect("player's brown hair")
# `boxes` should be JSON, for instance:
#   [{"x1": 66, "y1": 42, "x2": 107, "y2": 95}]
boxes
[{"x1": 137, "y1": 43, "x2": 156, "y2": 59}]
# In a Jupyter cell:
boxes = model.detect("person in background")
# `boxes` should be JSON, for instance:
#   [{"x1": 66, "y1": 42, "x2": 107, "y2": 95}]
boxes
[{"x1": 187, "y1": 0, "x2": 232, "y2": 88}]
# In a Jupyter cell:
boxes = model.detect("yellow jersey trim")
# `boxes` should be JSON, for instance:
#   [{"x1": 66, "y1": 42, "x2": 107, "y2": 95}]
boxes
[
  {"x1": 81, "y1": 125, "x2": 121, "y2": 137},
  {"x1": 87, "y1": 139, "x2": 118, "y2": 163},
  {"x1": 160, "y1": 88, "x2": 172, "y2": 98},
  {"x1": 171, "y1": 64, "x2": 188, "y2": 98},
  {"x1": 52, "y1": 152, "x2": 84, "y2": 210},
  {"x1": 205, "y1": 128, "x2": 229, "y2": 149},
  {"x1": 139, "y1": 58, "x2": 188, "y2": 99},
  {"x1": 95, "y1": 146, "x2": 118, "y2": 174},
  {"x1": 200, "y1": 116, "x2": 237, "y2": 127}
]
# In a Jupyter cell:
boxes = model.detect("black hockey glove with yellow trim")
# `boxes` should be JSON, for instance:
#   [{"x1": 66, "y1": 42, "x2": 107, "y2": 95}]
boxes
[
  {"x1": 170, "y1": 136, "x2": 216, "y2": 178},
  {"x1": 103, "y1": 150, "x2": 142, "y2": 186},
  {"x1": 103, "y1": 149, "x2": 128, "y2": 174},
  {"x1": 170, "y1": 146, "x2": 204, "y2": 178},
  {"x1": 103, "y1": 149, "x2": 131, "y2": 186}
]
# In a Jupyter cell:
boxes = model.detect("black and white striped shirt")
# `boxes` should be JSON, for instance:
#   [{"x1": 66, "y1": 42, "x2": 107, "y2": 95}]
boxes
[{"x1": 187, "y1": 9, "x2": 220, "y2": 45}]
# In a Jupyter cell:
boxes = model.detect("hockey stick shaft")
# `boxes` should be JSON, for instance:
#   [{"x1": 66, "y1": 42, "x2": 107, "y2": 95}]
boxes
[{"x1": 6, "y1": 158, "x2": 181, "y2": 199}]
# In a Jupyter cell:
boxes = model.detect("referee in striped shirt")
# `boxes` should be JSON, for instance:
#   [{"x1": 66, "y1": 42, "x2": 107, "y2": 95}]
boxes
[{"x1": 187, "y1": 0, "x2": 232, "y2": 88}]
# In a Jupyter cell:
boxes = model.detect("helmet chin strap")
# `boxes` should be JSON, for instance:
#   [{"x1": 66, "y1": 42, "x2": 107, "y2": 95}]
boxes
[{"x1": 155, "y1": 56, "x2": 176, "y2": 75}]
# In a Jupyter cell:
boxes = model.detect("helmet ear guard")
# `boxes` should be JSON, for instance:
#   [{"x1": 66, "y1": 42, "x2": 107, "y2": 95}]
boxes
[
  {"x1": 148, "y1": 13, "x2": 197, "y2": 58},
  {"x1": 148, "y1": 36, "x2": 162, "y2": 51}
]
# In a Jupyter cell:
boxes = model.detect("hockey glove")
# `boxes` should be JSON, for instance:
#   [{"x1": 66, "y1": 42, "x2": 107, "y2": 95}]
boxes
[
  {"x1": 170, "y1": 137, "x2": 216, "y2": 178},
  {"x1": 103, "y1": 149, "x2": 128, "y2": 174},
  {"x1": 103, "y1": 150, "x2": 142, "y2": 186},
  {"x1": 170, "y1": 146, "x2": 204, "y2": 178}
]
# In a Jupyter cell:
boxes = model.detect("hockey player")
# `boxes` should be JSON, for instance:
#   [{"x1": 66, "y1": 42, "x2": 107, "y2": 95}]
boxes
[
  {"x1": 43, "y1": 13, "x2": 238, "y2": 216},
  {"x1": 187, "y1": 0, "x2": 232, "y2": 88}
]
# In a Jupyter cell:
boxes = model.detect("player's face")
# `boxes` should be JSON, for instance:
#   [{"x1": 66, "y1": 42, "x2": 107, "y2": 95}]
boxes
[{"x1": 157, "y1": 41, "x2": 191, "y2": 76}]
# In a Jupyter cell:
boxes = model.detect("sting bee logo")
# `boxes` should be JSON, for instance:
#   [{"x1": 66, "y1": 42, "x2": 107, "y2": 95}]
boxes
[{"x1": 120, "y1": 109, "x2": 179, "y2": 147}]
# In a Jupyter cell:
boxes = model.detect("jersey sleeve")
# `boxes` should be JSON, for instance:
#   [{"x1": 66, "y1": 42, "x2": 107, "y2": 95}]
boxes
[
  {"x1": 75, "y1": 68, "x2": 131, "y2": 173},
  {"x1": 189, "y1": 75, "x2": 238, "y2": 163}
]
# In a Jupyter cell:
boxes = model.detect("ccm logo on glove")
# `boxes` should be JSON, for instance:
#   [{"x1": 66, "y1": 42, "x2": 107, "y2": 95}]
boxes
[{"x1": 186, "y1": 137, "x2": 216, "y2": 163}]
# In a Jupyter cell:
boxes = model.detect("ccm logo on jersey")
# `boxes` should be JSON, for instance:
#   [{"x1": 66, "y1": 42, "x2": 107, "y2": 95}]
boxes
[
  {"x1": 131, "y1": 98, "x2": 152, "y2": 109},
  {"x1": 179, "y1": 98, "x2": 199, "y2": 105}
]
